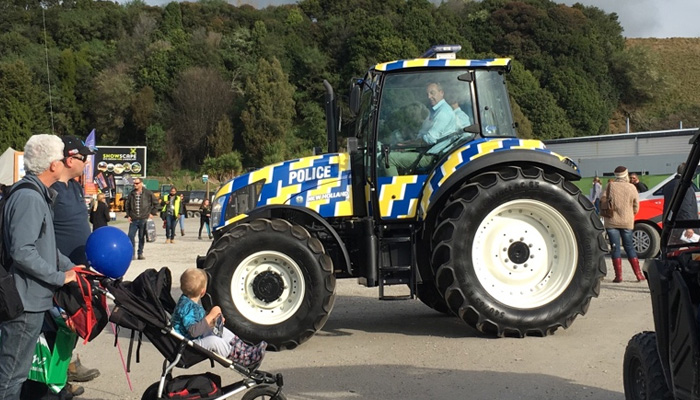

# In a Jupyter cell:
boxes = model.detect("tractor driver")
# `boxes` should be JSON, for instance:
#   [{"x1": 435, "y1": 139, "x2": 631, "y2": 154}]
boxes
[{"x1": 382, "y1": 81, "x2": 456, "y2": 176}]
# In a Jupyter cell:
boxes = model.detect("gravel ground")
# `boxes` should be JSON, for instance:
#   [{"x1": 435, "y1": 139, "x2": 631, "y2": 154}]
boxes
[{"x1": 73, "y1": 215, "x2": 653, "y2": 400}]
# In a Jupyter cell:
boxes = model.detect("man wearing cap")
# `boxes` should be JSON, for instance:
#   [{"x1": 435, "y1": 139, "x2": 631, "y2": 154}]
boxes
[
  {"x1": 51, "y1": 136, "x2": 101, "y2": 396},
  {"x1": 0, "y1": 134, "x2": 79, "y2": 399}
]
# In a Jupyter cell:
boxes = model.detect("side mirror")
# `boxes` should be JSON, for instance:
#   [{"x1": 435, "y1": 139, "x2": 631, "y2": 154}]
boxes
[{"x1": 349, "y1": 84, "x2": 361, "y2": 116}]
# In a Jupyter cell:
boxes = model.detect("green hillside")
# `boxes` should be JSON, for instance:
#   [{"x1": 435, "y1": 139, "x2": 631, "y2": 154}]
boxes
[{"x1": 612, "y1": 38, "x2": 700, "y2": 133}]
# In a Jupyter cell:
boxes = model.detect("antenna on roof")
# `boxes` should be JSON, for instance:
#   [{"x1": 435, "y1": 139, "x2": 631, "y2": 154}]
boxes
[{"x1": 421, "y1": 44, "x2": 462, "y2": 60}]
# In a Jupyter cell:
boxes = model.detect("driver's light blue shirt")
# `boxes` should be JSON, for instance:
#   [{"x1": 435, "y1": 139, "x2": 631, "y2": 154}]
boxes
[{"x1": 419, "y1": 99, "x2": 456, "y2": 154}]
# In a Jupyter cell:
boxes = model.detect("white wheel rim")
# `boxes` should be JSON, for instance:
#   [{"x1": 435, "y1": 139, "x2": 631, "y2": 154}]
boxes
[
  {"x1": 231, "y1": 251, "x2": 305, "y2": 325},
  {"x1": 472, "y1": 199, "x2": 578, "y2": 309}
]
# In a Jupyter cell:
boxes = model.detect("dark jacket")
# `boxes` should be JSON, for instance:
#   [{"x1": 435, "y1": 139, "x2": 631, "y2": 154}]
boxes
[
  {"x1": 199, "y1": 204, "x2": 211, "y2": 222},
  {"x1": 90, "y1": 201, "x2": 111, "y2": 230},
  {"x1": 125, "y1": 187, "x2": 158, "y2": 220},
  {"x1": 663, "y1": 175, "x2": 698, "y2": 220},
  {"x1": 634, "y1": 181, "x2": 648, "y2": 193}
]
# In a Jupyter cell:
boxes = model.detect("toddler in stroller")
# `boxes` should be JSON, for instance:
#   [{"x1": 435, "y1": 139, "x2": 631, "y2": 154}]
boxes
[
  {"x1": 104, "y1": 267, "x2": 285, "y2": 400},
  {"x1": 172, "y1": 268, "x2": 267, "y2": 367}
]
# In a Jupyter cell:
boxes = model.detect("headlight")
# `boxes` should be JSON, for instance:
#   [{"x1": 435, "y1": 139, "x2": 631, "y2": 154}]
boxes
[{"x1": 210, "y1": 196, "x2": 226, "y2": 229}]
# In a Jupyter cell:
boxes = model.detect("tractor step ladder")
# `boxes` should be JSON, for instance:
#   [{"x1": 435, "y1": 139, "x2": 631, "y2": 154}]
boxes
[{"x1": 378, "y1": 235, "x2": 416, "y2": 300}]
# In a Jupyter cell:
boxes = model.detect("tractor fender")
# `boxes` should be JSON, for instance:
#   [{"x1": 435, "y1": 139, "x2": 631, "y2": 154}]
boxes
[
  {"x1": 421, "y1": 147, "x2": 581, "y2": 220},
  {"x1": 217, "y1": 204, "x2": 352, "y2": 276}
]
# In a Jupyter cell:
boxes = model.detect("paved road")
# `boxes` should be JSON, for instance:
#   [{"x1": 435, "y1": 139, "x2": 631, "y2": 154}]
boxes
[{"x1": 74, "y1": 216, "x2": 653, "y2": 399}]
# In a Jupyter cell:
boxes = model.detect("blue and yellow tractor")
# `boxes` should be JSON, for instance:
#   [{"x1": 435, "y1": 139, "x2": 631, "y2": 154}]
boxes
[{"x1": 199, "y1": 45, "x2": 608, "y2": 350}]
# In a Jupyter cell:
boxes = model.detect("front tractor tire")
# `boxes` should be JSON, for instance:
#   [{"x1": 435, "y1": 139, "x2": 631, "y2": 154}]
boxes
[
  {"x1": 431, "y1": 166, "x2": 606, "y2": 337},
  {"x1": 204, "y1": 218, "x2": 336, "y2": 351}
]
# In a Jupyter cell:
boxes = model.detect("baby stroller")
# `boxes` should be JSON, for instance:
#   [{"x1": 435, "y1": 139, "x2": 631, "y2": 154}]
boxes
[{"x1": 99, "y1": 267, "x2": 286, "y2": 400}]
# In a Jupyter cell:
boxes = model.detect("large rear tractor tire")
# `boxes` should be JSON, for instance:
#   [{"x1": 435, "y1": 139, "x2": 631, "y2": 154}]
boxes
[
  {"x1": 204, "y1": 218, "x2": 336, "y2": 351},
  {"x1": 633, "y1": 223, "x2": 661, "y2": 260},
  {"x1": 416, "y1": 283, "x2": 451, "y2": 315},
  {"x1": 623, "y1": 332, "x2": 673, "y2": 400},
  {"x1": 431, "y1": 166, "x2": 607, "y2": 337}
]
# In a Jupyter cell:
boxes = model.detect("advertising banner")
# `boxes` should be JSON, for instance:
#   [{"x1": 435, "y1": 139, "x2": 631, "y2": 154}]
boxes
[{"x1": 92, "y1": 146, "x2": 147, "y2": 188}]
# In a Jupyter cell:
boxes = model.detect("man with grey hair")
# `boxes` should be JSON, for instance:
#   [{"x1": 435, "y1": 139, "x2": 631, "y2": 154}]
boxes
[{"x1": 0, "y1": 134, "x2": 79, "y2": 399}]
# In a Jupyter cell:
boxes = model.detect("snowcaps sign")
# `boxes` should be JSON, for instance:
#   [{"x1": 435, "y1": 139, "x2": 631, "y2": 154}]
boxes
[{"x1": 92, "y1": 146, "x2": 147, "y2": 187}]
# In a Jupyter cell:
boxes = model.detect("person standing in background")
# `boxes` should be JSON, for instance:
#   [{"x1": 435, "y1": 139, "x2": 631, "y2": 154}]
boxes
[
  {"x1": 125, "y1": 178, "x2": 159, "y2": 259},
  {"x1": 160, "y1": 187, "x2": 181, "y2": 244},
  {"x1": 663, "y1": 162, "x2": 699, "y2": 243},
  {"x1": 601, "y1": 166, "x2": 643, "y2": 283},
  {"x1": 178, "y1": 193, "x2": 187, "y2": 236},
  {"x1": 630, "y1": 173, "x2": 648, "y2": 193},
  {"x1": 90, "y1": 193, "x2": 110, "y2": 231},
  {"x1": 589, "y1": 176, "x2": 602, "y2": 214},
  {"x1": 199, "y1": 198, "x2": 212, "y2": 240}
]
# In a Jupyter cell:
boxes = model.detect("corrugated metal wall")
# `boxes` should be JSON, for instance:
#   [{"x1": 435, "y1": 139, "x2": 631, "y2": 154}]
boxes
[{"x1": 543, "y1": 129, "x2": 698, "y2": 177}]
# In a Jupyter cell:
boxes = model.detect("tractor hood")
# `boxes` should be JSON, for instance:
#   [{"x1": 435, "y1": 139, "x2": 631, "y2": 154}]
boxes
[{"x1": 212, "y1": 153, "x2": 354, "y2": 228}]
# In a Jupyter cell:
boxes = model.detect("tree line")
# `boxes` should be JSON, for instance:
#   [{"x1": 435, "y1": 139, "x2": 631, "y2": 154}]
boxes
[{"x1": 0, "y1": 0, "x2": 669, "y2": 178}]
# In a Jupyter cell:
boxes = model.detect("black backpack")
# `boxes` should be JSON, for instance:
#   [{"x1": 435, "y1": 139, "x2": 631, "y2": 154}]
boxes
[
  {"x1": 163, "y1": 372, "x2": 222, "y2": 399},
  {"x1": 0, "y1": 182, "x2": 42, "y2": 322}
]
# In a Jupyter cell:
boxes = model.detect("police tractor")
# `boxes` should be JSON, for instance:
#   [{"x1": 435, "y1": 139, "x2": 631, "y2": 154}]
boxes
[{"x1": 198, "y1": 45, "x2": 608, "y2": 350}]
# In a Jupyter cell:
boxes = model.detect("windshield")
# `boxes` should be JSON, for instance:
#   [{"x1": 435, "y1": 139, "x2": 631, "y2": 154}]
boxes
[{"x1": 376, "y1": 70, "x2": 476, "y2": 176}]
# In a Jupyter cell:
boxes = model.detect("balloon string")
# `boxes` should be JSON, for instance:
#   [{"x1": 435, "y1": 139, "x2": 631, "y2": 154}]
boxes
[{"x1": 105, "y1": 304, "x2": 133, "y2": 391}]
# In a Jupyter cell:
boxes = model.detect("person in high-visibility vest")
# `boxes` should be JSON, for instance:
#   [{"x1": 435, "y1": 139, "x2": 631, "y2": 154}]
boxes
[{"x1": 161, "y1": 187, "x2": 181, "y2": 243}]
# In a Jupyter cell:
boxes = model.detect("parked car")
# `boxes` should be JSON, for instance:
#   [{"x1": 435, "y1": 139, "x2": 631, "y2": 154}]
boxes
[{"x1": 633, "y1": 167, "x2": 700, "y2": 259}]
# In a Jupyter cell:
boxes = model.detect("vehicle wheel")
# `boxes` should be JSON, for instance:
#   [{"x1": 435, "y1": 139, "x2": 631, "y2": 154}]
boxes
[
  {"x1": 623, "y1": 332, "x2": 673, "y2": 400},
  {"x1": 194, "y1": 211, "x2": 201, "y2": 219},
  {"x1": 141, "y1": 382, "x2": 160, "y2": 400},
  {"x1": 416, "y1": 283, "x2": 451, "y2": 315},
  {"x1": 633, "y1": 223, "x2": 661, "y2": 259},
  {"x1": 186, "y1": 210, "x2": 193, "y2": 218},
  {"x1": 204, "y1": 218, "x2": 336, "y2": 351},
  {"x1": 242, "y1": 385, "x2": 287, "y2": 400},
  {"x1": 431, "y1": 166, "x2": 607, "y2": 337}
]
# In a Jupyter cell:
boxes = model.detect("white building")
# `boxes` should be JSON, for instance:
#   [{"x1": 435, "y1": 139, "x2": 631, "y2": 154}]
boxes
[{"x1": 543, "y1": 128, "x2": 699, "y2": 178}]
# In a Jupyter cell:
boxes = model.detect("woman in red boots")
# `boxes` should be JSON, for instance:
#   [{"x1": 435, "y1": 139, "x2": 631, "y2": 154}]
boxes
[{"x1": 602, "y1": 166, "x2": 644, "y2": 282}]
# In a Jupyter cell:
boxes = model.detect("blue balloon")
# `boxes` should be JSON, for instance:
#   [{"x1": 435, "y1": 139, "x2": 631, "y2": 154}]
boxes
[{"x1": 86, "y1": 226, "x2": 133, "y2": 278}]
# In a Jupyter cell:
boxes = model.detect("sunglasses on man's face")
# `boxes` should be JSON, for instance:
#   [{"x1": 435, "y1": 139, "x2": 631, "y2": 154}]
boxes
[{"x1": 64, "y1": 154, "x2": 86, "y2": 163}]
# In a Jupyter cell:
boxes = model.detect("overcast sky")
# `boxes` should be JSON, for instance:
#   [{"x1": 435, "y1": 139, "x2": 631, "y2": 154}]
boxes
[{"x1": 133, "y1": 0, "x2": 700, "y2": 39}]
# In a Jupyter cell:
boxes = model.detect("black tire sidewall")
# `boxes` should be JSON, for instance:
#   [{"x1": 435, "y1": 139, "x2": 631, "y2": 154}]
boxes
[
  {"x1": 207, "y1": 221, "x2": 333, "y2": 348},
  {"x1": 416, "y1": 283, "x2": 451, "y2": 315},
  {"x1": 141, "y1": 382, "x2": 160, "y2": 400},
  {"x1": 433, "y1": 169, "x2": 603, "y2": 333},
  {"x1": 633, "y1": 223, "x2": 661, "y2": 259},
  {"x1": 623, "y1": 331, "x2": 671, "y2": 400},
  {"x1": 242, "y1": 385, "x2": 287, "y2": 400}
]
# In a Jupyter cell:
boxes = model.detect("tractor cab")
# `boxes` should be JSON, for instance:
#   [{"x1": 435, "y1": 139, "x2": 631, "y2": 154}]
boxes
[{"x1": 342, "y1": 45, "x2": 517, "y2": 221}]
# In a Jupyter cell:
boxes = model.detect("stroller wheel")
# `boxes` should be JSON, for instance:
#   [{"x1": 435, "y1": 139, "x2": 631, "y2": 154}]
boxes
[
  {"x1": 141, "y1": 382, "x2": 160, "y2": 400},
  {"x1": 241, "y1": 385, "x2": 287, "y2": 400}
]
